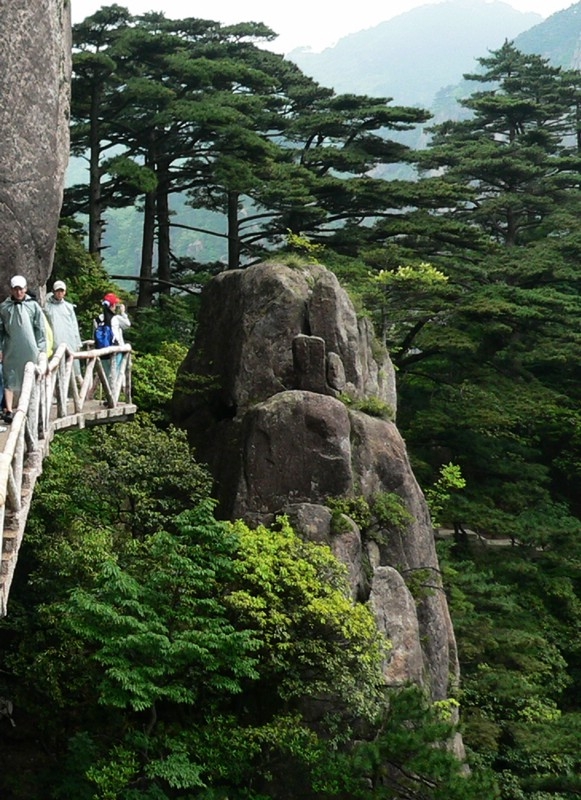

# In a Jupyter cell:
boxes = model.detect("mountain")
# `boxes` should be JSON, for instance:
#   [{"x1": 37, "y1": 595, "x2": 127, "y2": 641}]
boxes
[
  {"x1": 289, "y1": 0, "x2": 542, "y2": 107},
  {"x1": 430, "y1": 3, "x2": 581, "y2": 127},
  {"x1": 514, "y1": 2, "x2": 581, "y2": 67}
]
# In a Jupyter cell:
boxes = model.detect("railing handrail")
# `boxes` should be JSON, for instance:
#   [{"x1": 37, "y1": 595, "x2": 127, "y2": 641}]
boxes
[{"x1": 0, "y1": 343, "x2": 135, "y2": 615}]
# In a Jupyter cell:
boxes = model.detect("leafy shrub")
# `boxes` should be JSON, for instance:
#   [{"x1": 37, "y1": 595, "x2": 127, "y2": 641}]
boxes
[
  {"x1": 326, "y1": 495, "x2": 372, "y2": 531},
  {"x1": 326, "y1": 492, "x2": 414, "y2": 545},
  {"x1": 371, "y1": 492, "x2": 413, "y2": 530},
  {"x1": 340, "y1": 392, "x2": 395, "y2": 420},
  {"x1": 131, "y1": 341, "x2": 189, "y2": 421},
  {"x1": 425, "y1": 462, "x2": 466, "y2": 526},
  {"x1": 227, "y1": 515, "x2": 387, "y2": 720}
]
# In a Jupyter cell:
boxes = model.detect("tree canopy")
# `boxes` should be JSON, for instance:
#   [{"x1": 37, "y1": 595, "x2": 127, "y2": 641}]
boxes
[
  {"x1": 67, "y1": 5, "x2": 435, "y2": 305},
  {"x1": 41, "y1": 16, "x2": 581, "y2": 800}
]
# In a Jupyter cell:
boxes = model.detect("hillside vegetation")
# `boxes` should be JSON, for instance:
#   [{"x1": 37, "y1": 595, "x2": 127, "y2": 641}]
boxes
[{"x1": 1, "y1": 3, "x2": 581, "y2": 797}]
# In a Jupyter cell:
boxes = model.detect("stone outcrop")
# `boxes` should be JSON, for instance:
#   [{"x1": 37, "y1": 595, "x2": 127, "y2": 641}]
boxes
[
  {"x1": 0, "y1": 0, "x2": 71, "y2": 293},
  {"x1": 172, "y1": 261, "x2": 460, "y2": 705}
]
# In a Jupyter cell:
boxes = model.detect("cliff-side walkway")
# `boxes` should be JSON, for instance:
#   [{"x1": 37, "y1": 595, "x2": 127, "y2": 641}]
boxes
[{"x1": 0, "y1": 342, "x2": 136, "y2": 615}]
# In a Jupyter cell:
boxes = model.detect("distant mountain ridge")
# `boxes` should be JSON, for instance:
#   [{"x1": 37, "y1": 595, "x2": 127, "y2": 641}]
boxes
[
  {"x1": 289, "y1": 0, "x2": 543, "y2": 107},
  {"x1": 514, "y1": 2, "x2": 581, "y2": 67}
]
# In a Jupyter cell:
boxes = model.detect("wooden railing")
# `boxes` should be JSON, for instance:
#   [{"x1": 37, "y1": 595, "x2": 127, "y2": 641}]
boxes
[{"x1": 0, "y1": 342, "x2": 136, "y2": 616}]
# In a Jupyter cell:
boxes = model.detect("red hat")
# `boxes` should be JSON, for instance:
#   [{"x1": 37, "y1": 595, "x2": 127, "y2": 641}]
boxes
[{"x1": 103, "y1": 292, "x2": 121, "y2": 306}]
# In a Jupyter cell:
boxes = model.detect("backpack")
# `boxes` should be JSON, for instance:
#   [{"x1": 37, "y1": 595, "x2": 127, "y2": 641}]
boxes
[
  {"x1": 42, "y1": 312, "x2": 54, "y2": 358},
  {"x1": 94, "y1": 318, "x2": 115, "y2": 349}
]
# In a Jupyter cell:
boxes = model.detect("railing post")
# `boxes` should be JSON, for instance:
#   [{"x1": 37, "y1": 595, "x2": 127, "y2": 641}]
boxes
[{"x1": 125, "y1": 351, "x2": 132, "y2": 404}]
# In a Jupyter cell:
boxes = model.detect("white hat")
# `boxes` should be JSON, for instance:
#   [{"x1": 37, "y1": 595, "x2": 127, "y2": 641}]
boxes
[
  {"x1": 10, "y1": 275, "x2": 26, "y2": 289},
  {"x1": 53, "y1": 280, "x2": 66, "y2": 291}
]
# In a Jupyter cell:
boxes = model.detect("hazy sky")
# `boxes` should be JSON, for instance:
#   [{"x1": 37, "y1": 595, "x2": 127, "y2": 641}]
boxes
[{"x1": 71, "y1": 0, "x2": 578, "y2": 53}]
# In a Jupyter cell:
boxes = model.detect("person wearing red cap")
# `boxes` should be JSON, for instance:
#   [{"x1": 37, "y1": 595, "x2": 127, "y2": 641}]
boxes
[
  {"x1": 98, "y1": 292, "x2": 131, "y2": 348},
  {"x1": 103, "y1": 292, "x2": 121, "y2": 307},
  {"x1": 96, "y1": 293, "x2": 131, "y2": 390}
]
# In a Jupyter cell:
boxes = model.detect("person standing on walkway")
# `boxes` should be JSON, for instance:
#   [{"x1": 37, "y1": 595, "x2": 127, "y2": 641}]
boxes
[
  {"x1": 0, "y1": 275, "x2": 47, "y2": 423},
  {"x1": 99, "y1": 292, "x2": 130, "y2": 348},
  {"x1": 44, "y1": 280, "x2": 83, "y2": 377},
  {"x1": 96, "y1": 292, "x2": 131, "y2": 392}
]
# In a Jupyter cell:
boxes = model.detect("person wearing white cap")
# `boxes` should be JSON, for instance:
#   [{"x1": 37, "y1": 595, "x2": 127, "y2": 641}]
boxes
[
  {"x1": 44, "y1": 280, "x2": 82, "y2": 376},
  {"x1": 0, "y1": 276, "x2": 47, "y2": 423}
]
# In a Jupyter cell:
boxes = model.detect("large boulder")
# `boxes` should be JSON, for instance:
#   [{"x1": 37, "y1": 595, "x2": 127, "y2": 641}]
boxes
[
  {"x1": 173, "y1": 261, "x2": 396, "y2": 427},
  {"x1": 0, "y1": 0, "x2": 71, "y2": 293},
  {"x1": 172, "y1": 261, "x2": 460, "y2": 705},
  {"x1": 233, "y1": 390, "x2": 354, "y2": 517}
]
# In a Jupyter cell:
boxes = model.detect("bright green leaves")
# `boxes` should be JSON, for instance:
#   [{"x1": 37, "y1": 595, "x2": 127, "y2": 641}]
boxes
[
  {"x1": 228, "y1": 516, "x2": 386, "y2": 720},
  {"x1": 61, "y1": 500, "x2": 259, "y2": 712},
  {"x1": 425, "y1": 463, "x2": 466, "y2": 527}
]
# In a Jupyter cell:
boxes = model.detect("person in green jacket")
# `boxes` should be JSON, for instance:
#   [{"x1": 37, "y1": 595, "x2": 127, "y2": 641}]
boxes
[
  {"x1": 0, "y1": 275, "x2": 47, "y2": 423},
  {"x1": 44, "y1": 280, "x2": 82, "y2": 376}
]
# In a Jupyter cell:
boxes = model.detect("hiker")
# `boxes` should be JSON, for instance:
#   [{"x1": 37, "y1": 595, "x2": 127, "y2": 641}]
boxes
[
  {"x1": 0, "y1": 275, "x2": 47, "y2": 423},
  {"x1": 97, "y1": 292, "x2": 131, "y2": 349},
  {"x1": 44, "y1": 280, "x2": 82, "y2": 376},
  {"x1": 95, "y1": 293, "x2": 131, "y2": 389}
]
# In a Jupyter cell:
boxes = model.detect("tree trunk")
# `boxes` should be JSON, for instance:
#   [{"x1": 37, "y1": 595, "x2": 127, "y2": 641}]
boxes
[
  {"x1": 227, "y1": 189, "x2": 240, "y2": 270},
  {"x1": 88, "y1": 87, "x2": 104, "y2": 256},
  {"x1": 138, "y1": 189, "x2": 156, "y2": 308},
  {"x1": 137, "y1": 136, "x2": 157, "y2": 308},
  {"x1": 157, "y1": 161, "x2": 171, "y2": 295}
]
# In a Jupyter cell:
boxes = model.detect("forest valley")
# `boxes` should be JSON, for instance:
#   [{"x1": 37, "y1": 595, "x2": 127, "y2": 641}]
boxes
[{"x1": 0, "y1": 5, "x2": 581, "y2": 799}]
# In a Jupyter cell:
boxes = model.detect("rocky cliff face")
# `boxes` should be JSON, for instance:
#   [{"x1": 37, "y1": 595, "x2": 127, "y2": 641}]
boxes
[
  {"x1": 172, "y1": 261, "x2": 460, "y2": 706},
  {"x1": 0, "y1": 0, "x2": 71, "y2": 293}
]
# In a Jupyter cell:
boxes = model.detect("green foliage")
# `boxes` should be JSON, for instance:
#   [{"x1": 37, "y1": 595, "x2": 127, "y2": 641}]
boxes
[
  {"x1": 439, "y1": 539, "x2": 581, "y2": 799},
  {"x1": 0, "y1": 421, "x2": 213, "y2": 730},
  {"x1": 227, "y1": 515, "x2": 387, "y2": 721},
  {"x1": 371, "y1": 492, "x2": 414, "y2": 530},
  {"x1": 69, "y1": 8, "x2": 432, "y2": 278},
  {"x1": 326, "y1": 495, "x2": 372, "y2": 530},
  {"x1": 129, "y1": 297, "x2": 199, "y2": 353},
  {"x1": 51, "y1": 732, "x2": 98, "y2": 800},
  {"x1": 86, "y1": 744, "x2": 140, "y2": 800},
  {"x1": 403, "y1": 567, "x2": 439, "y2": 604},
  {"x1": 326, "y1": 493, "x2": 414, "y2": 549},
  {"x1": 285, "y1": 230, "x2": 325, "y2": 258},
  {"x1": 62, "y1": 500, "x2": 259, "y2": 712},
  {"x1": 358, "y1": 255, "x2": 456, "y2": 361},
  {"x1": 344, "y1": 686, "x2": 499, "y2": 800},
  {"x1": 87, "y1": 417, "x2": 212, "y2": 536},
  {"x1": 26, "y1": 417, "x2": 212, "y2": 551},
  {"x1": 358, "y1": 43, "x2": 581, "y2": 550},
  {"x1": 48, "y1": 502, "x2": 259, "y2": 798},
  {"x1": 425, "y1": 463, "x2": 467, "y2": 527},
  {"x1": 340, "y1": 392, "x2": 395, "y2": 420},
  {"x1": 376, "y1": 262, "x2": 449, "y2": 287},
  {"x1": 2, "y1": 433, "x2": 406, "y2": 799},
  {"x1": 131, "y1": 342, "x2": 189, "y2": 422}
]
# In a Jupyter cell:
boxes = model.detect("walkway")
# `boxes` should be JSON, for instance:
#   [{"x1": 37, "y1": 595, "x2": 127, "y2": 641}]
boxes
[{"x1": 0, "y1": 342, "x2": 136, "y2": 616}]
